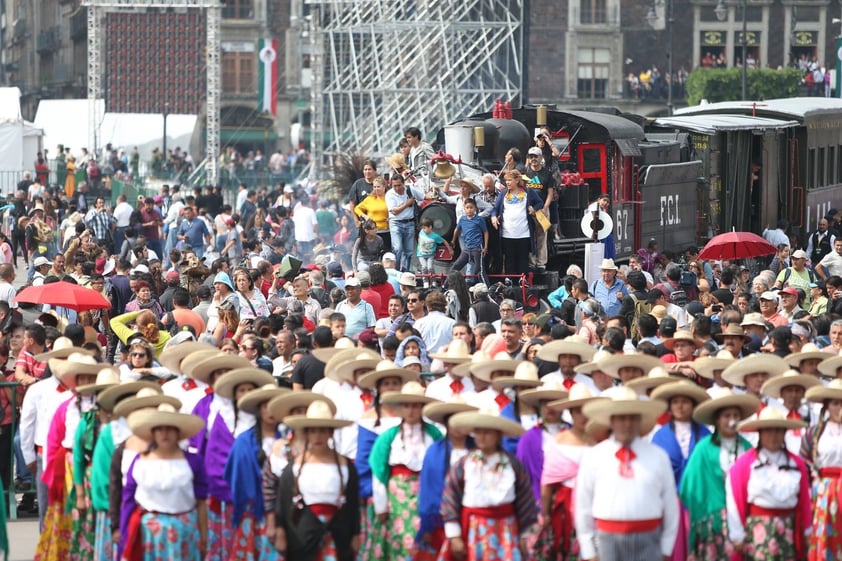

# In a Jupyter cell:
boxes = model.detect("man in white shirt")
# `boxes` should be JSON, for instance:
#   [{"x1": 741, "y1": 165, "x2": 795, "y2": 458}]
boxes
[
  {"x1": 816, "y1": 238, "x2": 842, "y2": 279},
  {"x1": 112, "y1": 194, "x2": 135, "y2": 255},
  {"x1": 0, "y1": 264, "x2": 17, "y2": 308},
  {"x1": 537, "y1": 339, "x2": 598, "y2": 393},
  {"x1": 576, "y1": 388, "x2": 679, "y2": 561},
  {"x1": 424, "y1": 340, "x2": 476, "y2": 401},
  {"x1": 291, "y1": 198, "x2": 318, "y2": 259},
  {"x1": 413, "y1": 290, "x2": 456, "y2": 354}
]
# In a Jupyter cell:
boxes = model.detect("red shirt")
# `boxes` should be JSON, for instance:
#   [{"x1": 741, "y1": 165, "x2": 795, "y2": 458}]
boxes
[{"x1": 15, "y1": 351, "x2": 47, "y2": 380}]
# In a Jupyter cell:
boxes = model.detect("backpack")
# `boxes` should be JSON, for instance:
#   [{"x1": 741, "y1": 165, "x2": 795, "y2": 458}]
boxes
[
  {"x1": 627, "y1": 293, "x2": 652, "y2": 340},
  {"x1": 781, "y1": 266, "x2": 816, "y2": 287},
  {"x1": 661, "y1": 281, "x2": 688, "y2": 308}
]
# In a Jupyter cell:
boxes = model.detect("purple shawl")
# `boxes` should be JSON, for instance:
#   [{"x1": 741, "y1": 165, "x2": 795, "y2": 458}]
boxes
[{"x1": 516, "y1": 425, "x2": 544, "y2": 504}]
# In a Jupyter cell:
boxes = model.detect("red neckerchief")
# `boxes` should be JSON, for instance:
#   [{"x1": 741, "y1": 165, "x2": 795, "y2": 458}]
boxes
[
  {"x1": 449, "y1": 379, "x2": 464, "y2": 394},
  {"x1": 616, "y1": 445, "x2": 636, "y2": 478},
  {"x1": 182, "y1": 379, "x2": 198, "y2": 391},
  {"x1": 494, "y1": 392, "x2": 511, "y2": 410}
]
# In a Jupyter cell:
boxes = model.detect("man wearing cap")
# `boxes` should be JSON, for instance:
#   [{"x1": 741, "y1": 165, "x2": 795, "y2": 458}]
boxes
[
  {"x1": 576, "y1": 389, "x2": 679, "y2": 561},
  {"x1": 385, "y1": 173, "x2": 425, "y2": 272},
  {"x1": 32, "y1": 257, "x2": 51, "y2": 287},
  {"x1": 758, "y1": 291, "x2": 788, "y2": 328},
  {"x1": 381, "y1": 253, "x2": 401, "y2": 291},
  {"x1": 775, "y1": 249, "x2": 816, "y2": 303},
  {"x1": 524, "y1": 145, "x2": 557, "y2": 271},
  {"x1": 334, "y1": 277, "x2": 376, "y2": 338},
  {"x1": 779, "y1": 286, "x2": 802, "y2": 321}
]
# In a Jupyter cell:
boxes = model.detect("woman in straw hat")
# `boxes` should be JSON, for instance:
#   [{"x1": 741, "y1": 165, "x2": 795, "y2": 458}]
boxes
[
  {"x1": 35, "y1": 352, "x2": 104, "y2": 561},
  {"x1": 760, "y1": 369, "x2": 821, "y2": 453},
  {"x1": 537, "y1": 385, "x2": 604, "y2": 561},
  {"x1": 678, "y1": 387, "x2": 758, "y2": 561},
  {"x1": 274, "y1": 401, "x2": 360, "y2": 561},
  {"x1": 414, "y1": 397, "x2": 477, "y2": 561},
  {"x1": 725, "y1": 408, "x2": 811, "y2": 560},
  {"x1": 440, "y1": 408, "x2": 537, "y2": 560},
  {"x1": 120, "y1": 403, "x2": 207, "y2": 560},
  {"x1": 575, "y1": 387, "x2": 678, "y2": 561},
  {"x1": 800, "y1": 379, "x2": 842, "y2": 559},
  {"x1": 223, "y1": 383, "x2": 288, "y2": 561},
  {"x1": 368, "y1": 381, "x2": 443, "y2": 560}
]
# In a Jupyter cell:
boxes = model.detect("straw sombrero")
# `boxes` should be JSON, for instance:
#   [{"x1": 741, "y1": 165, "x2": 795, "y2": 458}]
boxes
[
  {"x1": 537, "y1": 339, "x2": 596, "y2": 363},
  {"x1": 267, "y1": 391, "x2": 336, "y2": 421},
  {"x1": 713, "y1": 324, "x2": 751, "y2": 344},
  {"x1": 422, "y1": 396, "x2": 477, "y2": 425},
  {"x1": 760, "y1": 369, "x2": 822, "y2": 399},
  {"x1": 357, "y1": 360, "x2": 420, "y2": 390},
  {"x1": 237, "y1": 383, "x2": 289, "y2": 416},
  {"x1": 75, "y1": 367, "x2": 121, "y2": 396},
  {"x1": 98, "y1": 380, "x2": 161, "y2": 412},
  {"x1": 575, "y1": 349, "x2": 613, "y2": 375},
  {"x1": 455, "y1": 178, "x2": 480, "y2": 194},
  {"x1": 692, "y1": 387, "x2": 760, "y2": 426},
  {"x1": 158, "y1": 341, "x2": 218, "y2": 374},
  {"x1": 448, "y1": 408, "x2": 525, "y2": 437},
  {"x1": 128, "y1": 403, "x2": 204, "y2": 440},
  {"x1": 190, "y1": 353, "x2": 253, "y2": 385},
  {"x1": 450, "y1": 351, "x2": 491, "y2": 378},
  {"x1": 311, "y1": 337, "x2": 357, "y2": 363},
  {"x1": 649, "y1": 380, "x2": 711, "y2": 406},
  {"x1": 806, "y1": 378, "x2": 842, "y2": 403},
  {"x1": 738, "y1": 407, "x2": 808, "y2": 432},
  {"x1": 179, "y1": 349, "x2": 227, "y2": 380},
  {"x1": 625, "y1": 366, "x2": 681, "y2": 395},
  {"x1": 113, "y1": 387, "x2": 182, "y2": 419},
  {"x1": 469, "y1": 353, "x2": 524, "y2": 384},
  {"x1": 582, "y1": 386, "x2": 667, "y2": 435},
  {"x1": 721, "y1": 354, "x2": 789, "y2": 387},
  {"x1": 386, "y1": 153, "x2": 408, "y2": 172},
  {"x1": 597, "y1": 353, "x2": 663, "y2": 380},
  {"x1": 817, "y1": 353, "x2": 842, "y2": 379},
  {"x1": 213, "y1": 367, "x2": 276, "y2": 400},
  {"x1": 428, "y1": 339, "x2": 473, "y2": 364},
  {"x1": 519, "y1": 380, "x2": 569, "y2": 408},
  {"x1": 663, "y1": 331, "x2": 702, "y2": 351},
  {"x1": 692, "y1": 350, "x2": 736, "y2": 380},
  {"x1": 785, "y1": 343, "x2": 834, "y2": 369},
  {"x1": 492, "y1": 361, "x2": 543, "y2": 391},
  {"x1": 381, "y1": 381, "x2": 437, "y2": 406},
  {"x1": 548, "y1": 383, "x2": 605, "y2": 411},
  {"x1": 329, "y1": 351, "x2": 383, "y2": 385},
  {"x1": 283, "y1": 400, "x2": 353, "y2": 431},
  {"x1": 34, "y1": 337, "x2": 94, "y2": 362},
  {"x1": 50, "y1": 353, "x2": 106, "y2": 389}
]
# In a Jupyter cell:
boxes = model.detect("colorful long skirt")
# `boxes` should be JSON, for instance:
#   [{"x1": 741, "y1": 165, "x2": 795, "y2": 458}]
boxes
[
  {"x1": 70, "y1": 464, "x2": 96, "y2": 560},
  {"x1": 93, "y1": 510, "x2": 114, "y2": 561},
  {"x1": 359, "y1": 498, "x2": 378, "y2": 561},
  {"x1": 742, "y1": 514, "x2": 796, "y2": 561},
  {"x1": 367, "y1": 473, "x2": 421, "y2": 561},
  {"x1": 535, "y1": 486, "x2": 578, "y2": 561},
  {"x1": 687, "y1": 508, "x2": 738, "y2": 561},
  {"x1": 140, "y1": 511, "x2": 201, "y2": 561},
  {"x1": 437, "y1": 513, "x2": 522, "y2": 561},
  {"x1": 229, "y1": 512, "x2": 279, "y2": 561},
  {"x1": 207, "y1": 497, "x2": 234, "y2": 561},
  {"x1": 34, "y1": 455, "x2": 73, "y2": 561},
  {"x1": 811, "y1": 474, "x2": 842, "y2": 561}
]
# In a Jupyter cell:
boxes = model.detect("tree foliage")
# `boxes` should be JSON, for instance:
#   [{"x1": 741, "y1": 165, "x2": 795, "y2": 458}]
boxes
[{"x1": 685, "y1": 67, "x2": 803, "y2": 105}]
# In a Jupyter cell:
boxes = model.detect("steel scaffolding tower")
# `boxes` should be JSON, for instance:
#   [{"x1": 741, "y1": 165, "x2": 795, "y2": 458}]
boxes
[{"x1": 306, "y1": 0, "x2": 524, "y2": 178}]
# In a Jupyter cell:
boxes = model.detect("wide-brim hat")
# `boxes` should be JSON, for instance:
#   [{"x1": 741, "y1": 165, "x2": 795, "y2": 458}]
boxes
[
  {"x1": 267, "y1": 391, "x2": 336, "y2": 421},
  {"x1": 113, "y1": 389, "x2": 182, "y2": 419},
  {"x1": 428, "y1": 340, "x2": 473, "y2": 364},
  {"x1": 75, "y1": 367, "x2": 121, "y2": 396},
  {"x1": 190, "y1": 354, "x2": 253, "y2": 385},
  {"x1": 448, "y1": 409, "x2": 526, "y2": 437},
  {"x1": 818, "y1": 354, "x2": 842, "y2": 378},
  {"x1": 760, "y1": 369, "x2": 822, "y2": 399},
  {"x1": 283, "y1": 400, "x2": 353, "y2": 431},
  {"x1": 519, "y1": 381, "x2": 569, "y2": 408},
  {"x1": 692, "y1": 350, "x2": 736, "y2": 380},
  {"x1": 537, "y1": 339, "x2": 596, "y2": 363},
  {"x1": 99, "y1": 381, "x2": 163, "y2": 413},
  {"x1": 17, "y1": 216, "x2": 29, "y2": 228},
  {"x1": 455, "y1": 178, "x2": 480, "y2": 194},
  {"x1": 357, "y1": 360, "x2": 420, "y2": 390},
  {"x1": 785, "y1": 343, "x2": 834, "y2": 368},
  {"x1": 213, "y1": 367, "x2": 276, "y2": 400},
  {"x1": 386, "y1": 153, "x2": 408, "y2": 171},
  {"x1": 468, "y1": 355, "x2": 519, "y2": 383},
  {"x1": 422, "y1": 397, "x2": 477, "y2": 425},
  {"x1": 34, "y1": 339, "x2": 94, "y2": 362},
  {"x1": 598, "y1": 258, "x2": 618, "y2": 271},
  {"x1": 625, "y1": 366, "x2": 681, "y2": 394},
  {"x1": 649, "y1": 380, "x2": 711, "y2": 406},
  {"x1": 713, "y1": 324, "x2": 751, "y2": 344},
  {"x1": 450, "y1": 351, "x2": 491, "y2": 378},
  {"x1": 693, "y1": 388, "x2": 761, "y2": 426},
  {"x1": 329, "y1": 351, "x2": 383, "y2": 385},
  {"x1": 741, "y1": 313, "x2": 769, "y2": 329},
  {"x1": 212, "y1": 271, "x2": 235, "y2": 291},
  {"x1": 310, "y1": 338, "x2": 358, "y2": 363},
  {"x1": 491, "y1": 361, "x2": 543, "y2": 390},
  {"x1": 738, "y1": 406, "x2": 808, "y2": 432},
  {"x1": 663, "y1": 331, "x2": 702, "y2": 350},
  {"x1": 128, "y1": 403, "x2": 204, "y2": 440},
  {"x1": 575, "y1": 350, "x2": 613, "y2": 375},
  {"x1": 806, "y1": 378, "x2": 842, "y2": 403},
  {"x1": 159, "y1": 341, "x2": 218, "y2": 374},
  {"x1": 582, "y1": 387, "x2": 667, "y2": 435},
  {"x1": 237, "y1": 384, "x2": 289, "y2": 416},
  {"x1": 548, "y1": 384, "x2": 606, "y2": 411},
  {"x1": 49, "y1": 353, "x2": 105, "y2": 389},
  {"x1": 381, "y1": 381, "x2": 437, "y2": 406},
  {"x1": 721, "y1": 354, "x2": 789, "y2": 387},
  {"x1": 171, "y1": 349, "x2": 221, "y2": 380},
  {"x1": 597, "y1": 353, "x2": 663, "y2": 379},
  {"x1": 28, "y1": 203, "x2": 45, "y2": 216}
]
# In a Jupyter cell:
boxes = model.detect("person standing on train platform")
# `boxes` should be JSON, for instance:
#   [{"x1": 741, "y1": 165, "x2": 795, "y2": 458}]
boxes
[
  {"x1": 807, "y1": 218, "x2": 835, "y2": 265},
  {"x1": 524, "y1": 146, "x2": 558, "y2": 272},
  {"x1": 385, "y1": 173, "x2": 425, "y2": 272}
]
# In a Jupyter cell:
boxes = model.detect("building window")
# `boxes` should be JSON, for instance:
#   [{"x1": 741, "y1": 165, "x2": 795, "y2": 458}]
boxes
[
  {"x1": 577, "y1": 47, "x2": 610, "y2": 98},
  {"x1": 580, "y1": 0, "x2": 607, "y2": 24},
  {"x1": 223, "y1": 0, "x2": 253, "y2": 19},
  {"x1": 222, "y1": 51, "x2": 255, "y2": 94}
]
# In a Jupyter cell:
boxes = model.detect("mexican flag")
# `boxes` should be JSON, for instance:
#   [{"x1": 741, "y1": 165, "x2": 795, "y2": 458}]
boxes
[{"x1": 258, "y1": 38, "x2": 278, "y2": 116}]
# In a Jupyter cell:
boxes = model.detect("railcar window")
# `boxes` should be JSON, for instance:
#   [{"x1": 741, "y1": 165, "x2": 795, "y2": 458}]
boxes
[
  {"x1": 808, "y1": 148, "x2": 815, "y2": 190},
  {"x1": 819, "y1": 147, "x2": 826, "y2": 187}
]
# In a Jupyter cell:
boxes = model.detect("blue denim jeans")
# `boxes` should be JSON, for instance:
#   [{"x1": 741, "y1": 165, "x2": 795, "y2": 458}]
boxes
[{"x1": 389, "y1": 219, "x2": 416, "y2": 272}]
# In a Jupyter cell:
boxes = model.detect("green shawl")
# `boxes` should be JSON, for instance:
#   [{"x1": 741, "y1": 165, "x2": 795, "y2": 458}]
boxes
[
  {"x1": 678, "y1": 433, "x2": 751, "y2": 549},
  {"x1": 369, "y1": 422, "x2": 443, "y2": 485}
]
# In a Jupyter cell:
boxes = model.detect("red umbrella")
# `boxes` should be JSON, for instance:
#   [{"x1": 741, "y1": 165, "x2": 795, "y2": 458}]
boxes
[
  {"x1": 697, "y1": 231, "x2": 777, "y2": 261},
  {"x1": 14, "y1": 281, "x2": 111, "y2": 312}
]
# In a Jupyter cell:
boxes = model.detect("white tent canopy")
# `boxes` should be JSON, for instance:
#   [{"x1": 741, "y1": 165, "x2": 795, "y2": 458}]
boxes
[
  {"x1": 33, "y1": 99, "x2": 198, "y2": 162},
  {"x1": 0, "y1": 87, "x2": 44, "y2": 172}
]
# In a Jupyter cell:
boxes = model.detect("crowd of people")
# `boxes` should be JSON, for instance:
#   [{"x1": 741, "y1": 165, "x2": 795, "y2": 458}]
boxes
[{"x1": 2, "y1": 129, "x2": 842, "y2": 561}]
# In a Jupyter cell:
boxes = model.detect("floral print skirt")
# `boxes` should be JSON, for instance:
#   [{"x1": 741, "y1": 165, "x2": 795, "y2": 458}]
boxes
[
  {"x1": 207, "y1": 497, "x2": 234, "y2": 561},
  {"x1": 810, "y1": 474, "x2": 842, "y2": 561},
  {"x1": 367, "y1": 473, "x2": 421, "y2": 561},
  {"x1": 742, "y1": 513, "x2": 795, "y2": 561},
  {"x1": 93, "y1": 510, "x2": 114, "y2": 561},
  {"x1": 687, "y1": 508, "x2": 738, "y2": 561},
  {"x1": 71, "y1": 465, "x2": 96, "y2": 560},
  {"x1": 230, "y1": 511, "x2": 279, "y2": 561},
  {"x1": 461, "y1": 513, "x2": 522, "y2": 561},
  {"x1": 140, "y1": 511, "x2": 201, "y2": 561}
]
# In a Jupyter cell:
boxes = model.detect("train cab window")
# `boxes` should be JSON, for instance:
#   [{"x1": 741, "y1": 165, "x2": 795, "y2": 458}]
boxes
[
  {"x1": 819, "y1": 147, "x2": 826, "y2": 187},
  {"x1": 581, "y1": 147, "x2": 602, "y2": 173},
  {"x1": 808, "y1": 148, "x2": 815, "y2": 189},
  {"x1": 552, "y1": 133, "x2": 571, "y2": 161}
]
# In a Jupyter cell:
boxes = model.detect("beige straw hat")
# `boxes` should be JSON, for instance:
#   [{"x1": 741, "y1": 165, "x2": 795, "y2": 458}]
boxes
[
  {"x1": 283, "y1": 400, "x2": 353, "y2": 431},
  {"x1": 692, "y1": 387, "x2": 760, "y2": 426},
  {"x1": 128, "y1": 403, "x2": 204, "y2": 440}
]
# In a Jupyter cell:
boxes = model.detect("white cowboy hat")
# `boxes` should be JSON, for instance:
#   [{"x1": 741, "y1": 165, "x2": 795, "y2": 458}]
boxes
[
  {"x1": 112, "y1": 387, "x2": 182, "y2": 419},
  {"x1": 738, "y1": 406, "x2": 808, "y2": 432},
  {"x1": 213, "y1": 368, "x2": 276, "y2": 400},
  {"x1": 267, "y1": 391, "x2": 336, "y2": 421},
  {"x1": 598, "y1": 258, "x2": 618, "y2": 271},
  {"x1": 663, "y1": 331, "x2": 702, "y2": 351},
  {"x1": 381, "y1": 381, "x2": 438, "y2": 406},
  {"x1": 760, "y1": 369, "x2": 822, "y2": 399},
  {"x1": 649, "y1": 380, "x2": 711, "y2": 406},
  {"x1": 128, "y1": 403, "x2": 204, "y2": 440},
  {"x1": 575, "y1": 349, "x2": 613, "y2": 375},
  {"x1": 582, "y1": 386, "x2": 667, "y2": 436},
  {"x1": 597, "y1": 353, "x2": 664, "y2": 380},
  {"x1": 191, "y1": 354, "x2": 254, "y2": 386},
  {"x1": 448, "y1": 408, "x2": 526, "y2": 437},
  {"x1": 283, "y1": 400, "x2": 353, "y2": 431},
  {"x1": 721, "y1": 354, "x2": 789, "y2": 387},
  {"x1": 237, "y1": 383, "x2": 290, "y2": 416},
  {"x1": 422, "y1": 396, "x2": 478, "y2": 425},
  {"x1": 692, "y1": 387, "x2": 760, "y2": 426},
  {"x1": 468, "y1": 352, "x2": 521, "y2": 384},
  {"x1": 357, "y1": 360, "x2": 420, "y2": 390},
  {"x1": 178, "y1": 349, "x2": 229, "y2": 381}
]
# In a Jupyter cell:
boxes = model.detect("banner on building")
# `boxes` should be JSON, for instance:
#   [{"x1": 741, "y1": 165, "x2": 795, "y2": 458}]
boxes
[{"x1": 258, "y1": 38, "x2": 278, "y2": 116}]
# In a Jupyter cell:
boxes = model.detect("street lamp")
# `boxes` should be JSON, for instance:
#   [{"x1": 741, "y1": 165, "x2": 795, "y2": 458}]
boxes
[
  {"x1": 715, "y1": 0, "x2": 747, "y2": 100},
  {"x1": 647, "y1": 0, "x2": 673, "y2": 115}
]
